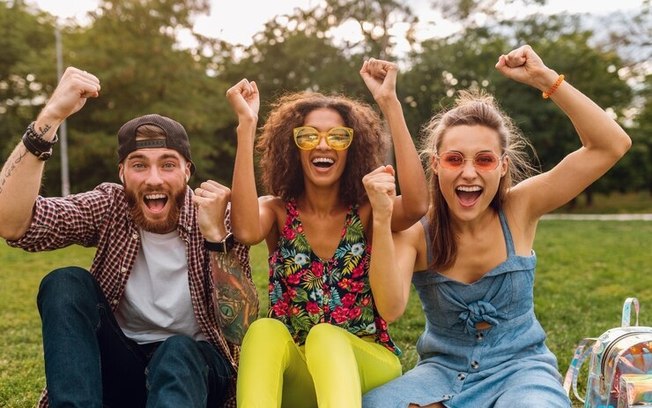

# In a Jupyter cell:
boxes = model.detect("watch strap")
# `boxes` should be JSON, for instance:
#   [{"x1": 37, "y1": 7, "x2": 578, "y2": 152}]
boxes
[{"x1": 204, "y1": 232, "x2": 234, "y2": 254}]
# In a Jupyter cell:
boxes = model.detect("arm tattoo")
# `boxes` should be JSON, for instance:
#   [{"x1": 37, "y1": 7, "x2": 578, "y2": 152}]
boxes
[
  {"x1": 210, "y1": 251, "x2": 259, "y2": 345},
  {"x1": 35, "y1": 123, "x2": 52, "y2": 137},
  {"x1": 0, "y1": 147, "x2": 29, "y2": 195}
]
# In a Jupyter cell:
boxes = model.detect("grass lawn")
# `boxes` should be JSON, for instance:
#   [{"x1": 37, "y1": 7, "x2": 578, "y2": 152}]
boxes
[{"x1": 1, "y1": 219, "x2": 651, "y2": 407}]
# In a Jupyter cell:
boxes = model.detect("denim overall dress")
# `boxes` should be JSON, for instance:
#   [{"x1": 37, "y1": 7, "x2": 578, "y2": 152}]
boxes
[{"x1": 363, "y1": 211, "x2": 571, "y2": 408}]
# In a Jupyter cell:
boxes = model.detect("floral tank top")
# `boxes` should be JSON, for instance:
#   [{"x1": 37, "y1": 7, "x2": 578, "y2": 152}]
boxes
[{"x1": 268, "y1": 199, "x2": 399, "y2": 355}]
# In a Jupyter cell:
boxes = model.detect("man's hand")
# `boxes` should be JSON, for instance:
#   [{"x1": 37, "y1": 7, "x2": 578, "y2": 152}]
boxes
[
  {"x1": 37, "y1": 67, "x2": 101, "y2": 131},
  {"x1": 193, "y1": 180, "x2": 231, "y2": 242}
]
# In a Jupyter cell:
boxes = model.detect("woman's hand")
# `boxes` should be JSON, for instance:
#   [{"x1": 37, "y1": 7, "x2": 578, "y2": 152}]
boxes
[
  {"x1": 363, "y1": 165, "x2": 396, "y2": 221},
  {"x1": 495, "y1": 45, "x2": 559, "y2": 92},
  {"x1": 225, "y1": 78, "x2": 260, "y2": 123},
  {"x1": 360, "y1": 58, "x2": 399, "y2": 107}
]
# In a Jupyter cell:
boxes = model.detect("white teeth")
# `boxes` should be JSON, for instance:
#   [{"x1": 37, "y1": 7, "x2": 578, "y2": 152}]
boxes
[
  {"x1": 456, "y1": 186, "x2": 481, "y2": 192},
  {"x1": 145, "y1": 194, "x2": 166, "y2": 200},
  {"x1": 312, "y1": 157, "x2": 334, "y2": 164}
]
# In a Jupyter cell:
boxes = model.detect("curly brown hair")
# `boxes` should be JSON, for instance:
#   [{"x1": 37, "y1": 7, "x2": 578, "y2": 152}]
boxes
[
  {"x1": 257, "y1": 91, "x2": 390, "y2": 205},
  {"x1": 421, "y1": 90, "x2": 539, "y2": 271}
]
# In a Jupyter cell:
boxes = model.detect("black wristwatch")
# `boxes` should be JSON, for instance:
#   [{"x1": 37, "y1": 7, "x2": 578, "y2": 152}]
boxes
[{"x1": 204, "y1": 232, "x2": 235, "y2": 254}]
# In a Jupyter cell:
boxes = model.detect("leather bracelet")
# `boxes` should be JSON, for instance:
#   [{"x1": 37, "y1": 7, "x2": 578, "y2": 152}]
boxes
[{"x1": 22, "y1": 122, "x2": 58, "y2": 161}]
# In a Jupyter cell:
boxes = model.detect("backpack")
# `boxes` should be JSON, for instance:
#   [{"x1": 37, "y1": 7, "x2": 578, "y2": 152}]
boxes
[{"x1": 563, "y1": 297, "x2": 652, "y2": 407}]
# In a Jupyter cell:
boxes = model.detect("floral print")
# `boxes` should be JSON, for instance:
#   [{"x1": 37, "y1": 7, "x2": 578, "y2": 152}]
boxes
[{"x1": 268, "y1": 199, "x2": 399, "y2": 355}]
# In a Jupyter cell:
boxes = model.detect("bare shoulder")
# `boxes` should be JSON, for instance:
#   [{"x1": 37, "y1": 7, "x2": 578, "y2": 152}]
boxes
[
  {"x1": 503, "y1": 187, "x2": 538, "y2": 227},
  {"x1": 359, "y1": 200, "x2": 372, "y2": 219},
  {"x1": 502, "y1": 190, "x2": 539, "y2": 254},
  {"x1": 259, "y1": 195, "x2": 286, "y2": 232}
]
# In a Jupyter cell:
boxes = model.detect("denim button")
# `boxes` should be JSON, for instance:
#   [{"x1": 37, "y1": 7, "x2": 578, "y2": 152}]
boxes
[
  {"x1": 457, "y1": 373, "x2": 466, "y2": 381},
  {"x1": 475, "y1": 332, "x2": 484, "y2": 340},
  {"x1": 471, "y1": 360, "x2": 479, "y2": 369}
]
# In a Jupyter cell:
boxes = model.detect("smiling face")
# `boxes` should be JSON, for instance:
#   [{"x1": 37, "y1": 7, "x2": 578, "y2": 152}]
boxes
[
  {"x1": 434, "y1": 124, "x2": 507, "y2": 221},
  {"x1": 298, "y1": 108, "x2": 349, "y2": 190},
  {"x1": 120, "y1": 147, "x2": 191, "y2": 233}
]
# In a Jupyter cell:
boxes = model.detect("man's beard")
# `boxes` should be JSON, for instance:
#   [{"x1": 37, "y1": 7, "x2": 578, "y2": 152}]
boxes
[{"x1": 125, "y1": 184, "x2": 186, "y2": 234}]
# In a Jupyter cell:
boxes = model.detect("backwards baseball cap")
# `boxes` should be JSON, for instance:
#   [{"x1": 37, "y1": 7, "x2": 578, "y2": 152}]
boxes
[{"x1": 117, "y1": 114, "x2": 195, "y2": 174}]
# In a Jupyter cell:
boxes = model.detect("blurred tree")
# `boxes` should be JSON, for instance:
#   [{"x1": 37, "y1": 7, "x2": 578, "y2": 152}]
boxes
[
  {"x1": 221, "y1": 17, "x2": 364, "y2": 116},
  {"x1": 402, "y1": 13, "x2": 633, "y2": 205},
  {"x1": 507, "y1": 15, "x2": 633, "y2": 204},
  {"x1": 400, "y1": 28, "x2": 509, "y2": 143},
  {"x1": 45, "y1": 0, "x2": 238, "y2": 191},
  {"x1": 318, "y1": 0, "x2": 418, "y2": 59},
  {"x1": 0, "y1": 0, "x2": 57, "y2": 175},
  {"x1": 430, "y1": 0, "x2": 545, "y2": 27},
  {"x1": 2, "y1": 0, "x2": 646, "y2": 199},
  {"x1": 628, "y1": 73, "x2": 652, "y2": 194}
]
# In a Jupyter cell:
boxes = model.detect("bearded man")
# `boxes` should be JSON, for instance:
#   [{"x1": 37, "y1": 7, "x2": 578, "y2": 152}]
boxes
[{"x1": 0, "y1": 67, "x2": 258, "y2": 408}]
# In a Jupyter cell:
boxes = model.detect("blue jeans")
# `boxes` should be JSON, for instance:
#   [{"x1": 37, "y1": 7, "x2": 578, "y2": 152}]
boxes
[{"x1": 37, "y1": 266, "x2": 233, "y2": 408}]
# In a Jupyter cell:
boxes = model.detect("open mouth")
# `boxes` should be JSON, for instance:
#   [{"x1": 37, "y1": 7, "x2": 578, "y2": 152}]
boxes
[
  {"x1": 144, "y1": 193, "x2": 168, "y2": 213},
  {"x1": 456, "y1": 185, "x2": 482, "y2": 207},
  {"x1": 311, "y1": 157, "x2": 335, "y2": 169}
]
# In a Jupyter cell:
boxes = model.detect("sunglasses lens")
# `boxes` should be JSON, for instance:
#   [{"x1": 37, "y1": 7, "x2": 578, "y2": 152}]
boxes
[
  {"x1": 294, "y1": 128, "x2": 319, "y2": 150},
  {"x1": 440, "y1": 152, "x2": 464, "y2": 169},
  {"x1": 327, "y1": 128, "x2": 352, "y2": 150},
  {"x1": 474, "y1": 153, "x2": 499, "y2": 170}
]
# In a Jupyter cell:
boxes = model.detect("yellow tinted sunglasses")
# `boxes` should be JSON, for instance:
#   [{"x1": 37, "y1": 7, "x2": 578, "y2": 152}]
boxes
[{"x1": 293, "y1": 126, "x2": 354, "y2": 151}]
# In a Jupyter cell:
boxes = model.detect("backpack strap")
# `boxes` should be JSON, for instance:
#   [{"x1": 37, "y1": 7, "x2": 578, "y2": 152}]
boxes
[
  {"x1": 622, "y1": 297, "x2": 640, "y2": 327},
  {"x1": 563, "y1": 337, "x2": 597, "y2": 404}
]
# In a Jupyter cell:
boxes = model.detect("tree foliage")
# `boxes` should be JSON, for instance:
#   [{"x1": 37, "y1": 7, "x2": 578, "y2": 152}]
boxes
[{"x1": 0, "y1": 0, "x2": 648, "y2": 200}]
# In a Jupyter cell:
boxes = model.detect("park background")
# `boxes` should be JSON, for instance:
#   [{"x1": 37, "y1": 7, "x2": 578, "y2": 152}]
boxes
[{"x1": 1, "y1": 0, "x2": 652, "y2": 406}]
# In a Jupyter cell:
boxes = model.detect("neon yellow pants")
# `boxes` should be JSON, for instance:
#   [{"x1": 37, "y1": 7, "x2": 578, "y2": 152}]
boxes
[{"x1": 236, "y1": 318, "x2": 402, "y2": 408}]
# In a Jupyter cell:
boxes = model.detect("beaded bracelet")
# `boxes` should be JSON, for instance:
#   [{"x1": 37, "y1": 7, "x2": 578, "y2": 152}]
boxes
[{"x1": 542, "y1": 74, "x2": 565, "y2": 99}]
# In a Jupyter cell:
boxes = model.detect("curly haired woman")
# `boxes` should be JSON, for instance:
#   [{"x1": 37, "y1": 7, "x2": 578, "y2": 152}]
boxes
[{"x1": 225, "y1": 58, "x2": 429, "y2": 408}]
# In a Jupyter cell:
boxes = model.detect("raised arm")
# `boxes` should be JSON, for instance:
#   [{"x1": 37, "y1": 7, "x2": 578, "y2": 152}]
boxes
[
  {"x1": 193, "y1": 179, "x2": 259, "y2": 345},
  {"x1": 495, "y1": 45, "x2": 632, "y2": 217},
  {"x1": 0, "y1": 67, "x2": 100, "y2": 240},
  {"x1": 363, "y1": 165, "x2": 418, "y2": 323},
  {"x1": 225, "y1": 79, "x2": 269, "y2": 245},
  {"x1": 360, "y1": 59, "x2": 428, "y2": 231}
]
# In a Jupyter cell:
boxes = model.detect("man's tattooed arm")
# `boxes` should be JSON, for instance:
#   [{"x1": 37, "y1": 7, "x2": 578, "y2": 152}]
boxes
[{"x1": 209, "y1": 250, "x2": 259, "y2": 345}]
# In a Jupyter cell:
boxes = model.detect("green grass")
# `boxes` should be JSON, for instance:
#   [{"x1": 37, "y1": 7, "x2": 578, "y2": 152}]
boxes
[
  {"x1": 556, "y1": 191, "x2": 652, "y2": 214},
  {"x1": 2, "y1": 220, "x2": 652, "y2": 407}
]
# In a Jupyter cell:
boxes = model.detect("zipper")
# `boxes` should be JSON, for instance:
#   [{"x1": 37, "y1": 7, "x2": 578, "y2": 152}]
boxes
[{"x1": 600, "y1": 331, "x2": 642, "y2": 375}]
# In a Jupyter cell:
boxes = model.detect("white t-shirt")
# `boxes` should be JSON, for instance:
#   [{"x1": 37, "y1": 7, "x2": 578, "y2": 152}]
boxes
[{"x1": 115, "y1": 229, "x2": 206, "y2": 344}]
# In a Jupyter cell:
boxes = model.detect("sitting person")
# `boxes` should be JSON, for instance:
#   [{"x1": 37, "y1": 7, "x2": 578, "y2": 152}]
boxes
[
  {"x1": 362, "y1": 45, "x2": 632, "y2": 408},
  {"x1": 0, "y1": 67, "x2": 258, "y2": 408},
  {"x1": 224, "y1": 58, "x2": 429, "y2": 407}
]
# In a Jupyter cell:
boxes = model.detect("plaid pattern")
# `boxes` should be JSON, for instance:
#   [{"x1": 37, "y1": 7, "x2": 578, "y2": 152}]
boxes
[{"x1": 8, "y1": 182, "x2": 251, "y2": 408}]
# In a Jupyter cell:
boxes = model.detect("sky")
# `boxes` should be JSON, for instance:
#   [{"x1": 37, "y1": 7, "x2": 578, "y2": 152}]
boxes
[{"x1": 28, "y1": 0, "x2": 646, "y2": 48}]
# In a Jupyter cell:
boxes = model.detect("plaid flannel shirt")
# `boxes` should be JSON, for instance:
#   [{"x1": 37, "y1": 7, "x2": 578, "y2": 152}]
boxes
[{"x1": 7, "y1": 182, "x2": 251, "y2": 408}]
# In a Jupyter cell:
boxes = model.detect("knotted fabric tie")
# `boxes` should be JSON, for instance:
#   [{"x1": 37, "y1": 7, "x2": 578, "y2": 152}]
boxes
[{"x1": 458, "y1": 300, "x2": 500, "y2": 334}]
